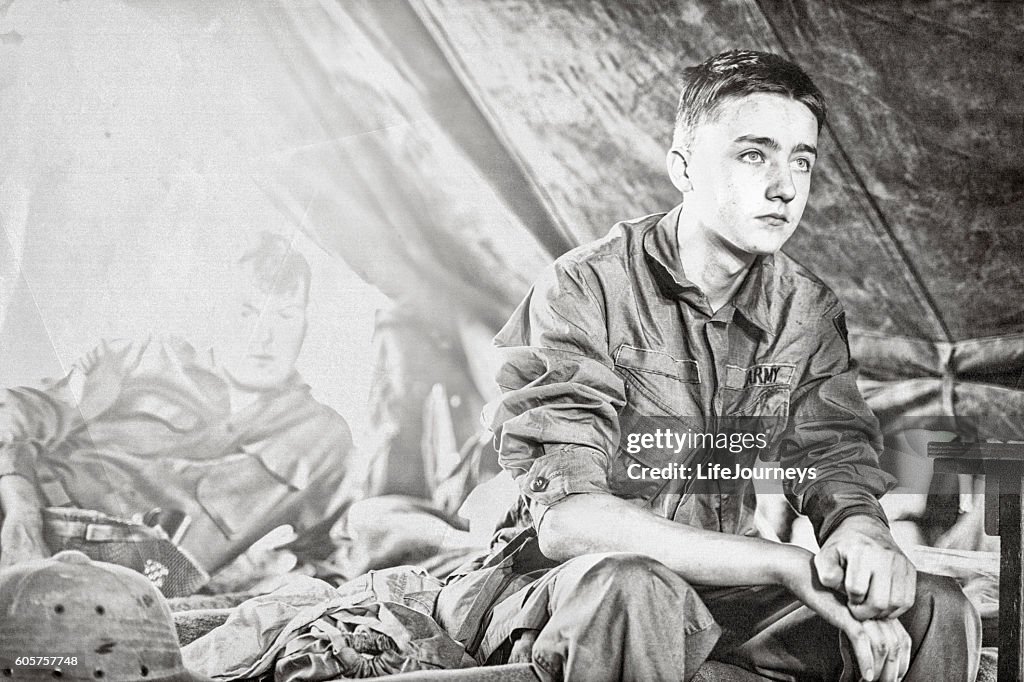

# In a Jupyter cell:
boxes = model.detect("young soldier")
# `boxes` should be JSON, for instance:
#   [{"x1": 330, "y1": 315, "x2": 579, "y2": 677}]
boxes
[
  {"x1": 434, "y1": 50, "x2": 980, "y2": 681},
  {"x1": 0, "y1": 233, "x2": 353, "y2": 579}
]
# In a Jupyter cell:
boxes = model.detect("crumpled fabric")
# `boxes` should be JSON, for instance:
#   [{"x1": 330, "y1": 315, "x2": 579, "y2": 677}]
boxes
[
  {"x1": 182, "y1": 566, "x2": 474, "y2": 680},
  {"x1": 275, "y1": 601, "x2": 476, "y2": 680},
  {"x1": 182, "y1": 575, "x2": 340, "y2": 678}
]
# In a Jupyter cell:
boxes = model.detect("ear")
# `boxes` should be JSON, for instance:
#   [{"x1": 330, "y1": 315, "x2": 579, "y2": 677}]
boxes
[{"x1": 666, "y1": 148, "x2": 693, "y2": 193}]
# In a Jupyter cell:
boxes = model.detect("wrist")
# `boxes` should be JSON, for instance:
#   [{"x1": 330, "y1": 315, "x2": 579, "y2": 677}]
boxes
[
  {"x1": 820, "y1": 505, "x2": 890, "y2": 543},
  {"x1": 770, "y1": 544, "x2": 814, "y2": 588},
  {"x1": 831, "y1": 513, "x2": 892, "y2": 542},
  {"x1": 836, "y1": 513, "x2": 886, "y2": 530}
]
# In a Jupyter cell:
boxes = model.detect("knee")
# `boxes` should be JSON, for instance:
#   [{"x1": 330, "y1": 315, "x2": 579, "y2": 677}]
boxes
[
  {"x1": 586, "y1": 552, "x2": 669, "y2": 578},
  {"x1": 569, "y1": 552, "x2": 698, "y2": 601},
  {"x1": 553, "y1": 552, "x2": 715, "y2": 637},
  {"x1": 910, "y1": 572, "x2": 981, "y2": 646},
  {"x1": 915, "y1": 572, "x2": 973, "y2": 617},
  {"x1": 572, "y1": 552, "x2": 668, "y2": 581},
  {"x1": 906, "y1": 572, "x2": 982, "y2": 676}
]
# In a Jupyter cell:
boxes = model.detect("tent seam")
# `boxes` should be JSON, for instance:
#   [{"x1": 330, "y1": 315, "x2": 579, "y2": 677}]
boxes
[{"x1": 749, "y1": 0, "x2": 953, "y2": 343}]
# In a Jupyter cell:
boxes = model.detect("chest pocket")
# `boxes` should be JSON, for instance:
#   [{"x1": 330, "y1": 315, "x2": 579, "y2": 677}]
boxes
[
  {"x1": 613, "y1": 344, "x2": 699, "y2": 419},
  {"x1": 722, "y1": 363, "x2": 795, "y2": 449},
  {"x1": 610, "y1": 346, "x2": 702, "y2": 499}
]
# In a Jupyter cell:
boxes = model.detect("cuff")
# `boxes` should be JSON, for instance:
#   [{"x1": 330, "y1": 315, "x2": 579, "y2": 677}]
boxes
[
  {"x1": 515, "y1": 444, "x2": 609, "y2": 532},
  {"x1": 803, "y1": 482, "x2": 890, "y2": 543}
]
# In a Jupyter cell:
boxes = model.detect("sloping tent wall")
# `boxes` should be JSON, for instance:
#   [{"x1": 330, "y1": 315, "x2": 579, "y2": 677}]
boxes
[
  {"x1": 3, "y1": 1, "x2": 1017, "y2": 436},
  {"x1": 0, "y1": 0, "x2": 390, "y2": 433},
  {"x1": 262, "y1": 0, "x2": 1024, "y2": 437},
  {"x1": 256, "y1": 0, "x2": 556, "y2": 331}
]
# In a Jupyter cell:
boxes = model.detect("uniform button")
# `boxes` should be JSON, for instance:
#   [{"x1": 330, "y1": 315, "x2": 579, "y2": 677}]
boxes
[{"x1": 530, "y1": 476, "x2": 549, "y2": 493}]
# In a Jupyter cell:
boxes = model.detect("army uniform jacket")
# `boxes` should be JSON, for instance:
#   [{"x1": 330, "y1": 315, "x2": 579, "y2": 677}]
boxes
[
  {"x1": 0, "y1": 336, "x2": 352, "y2": 572},
  {"x1": 488, "y1": 205, "x2": 895, "y2": 543}
]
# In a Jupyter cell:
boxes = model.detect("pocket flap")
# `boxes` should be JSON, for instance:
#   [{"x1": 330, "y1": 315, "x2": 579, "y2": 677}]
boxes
[{"x1": 614, "y1": 345, "x2": 700, "y2": 383}]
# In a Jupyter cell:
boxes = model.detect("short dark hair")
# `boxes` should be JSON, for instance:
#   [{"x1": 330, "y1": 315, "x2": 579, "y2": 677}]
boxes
[
  {"x1": 236, "y1": 232, "x2": 311, "y2": 302},
  {"x1": 672, "y1": 50, "x2": 826, "y2": 151}
]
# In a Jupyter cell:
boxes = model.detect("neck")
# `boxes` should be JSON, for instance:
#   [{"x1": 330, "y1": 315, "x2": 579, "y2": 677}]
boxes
[
  {"x1": 226, "y1": 380, "x2": 262, "y2": 414},
  {"x1": 675, "y1": 208, "x2": 755, "y2": 312}
]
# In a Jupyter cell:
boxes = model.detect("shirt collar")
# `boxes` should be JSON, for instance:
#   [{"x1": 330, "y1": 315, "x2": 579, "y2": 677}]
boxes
[{"x1": 643, "y1": 204, "x2": 775, "y2": 335}]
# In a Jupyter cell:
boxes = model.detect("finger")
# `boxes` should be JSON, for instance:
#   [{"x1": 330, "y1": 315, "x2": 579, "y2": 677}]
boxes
[
  {"x1": 866, "y1": 555, "x2": 897, "y2": 619},
  {"x1": 890, "y1": 555, "x2": 912, "y2": 619},
  {"x1": 814, "y1": 545, "x2": 845, "y2": 591},
  {"x1": 888, "y1": 560, "x2": 916, "y2": 620},
  {"x1": 890, "y1": 620, "x2": 910, "y2": 682},
  {"x1": 883, "y1": 619, "x2": 912, "y2": 682},
  {"x1": 861, "y1": 619, "x2": 900, "y2": 682},
  {"x1": 845, "y1": 624, "x2": 877, "y2": 681},
  {"x1": 885, "y1": 561, "x2": 906, "y2": 619},
  {"x1": 843, "y1": 553, "x2": 872, "y2": 607},
  {"x1": 876, "y1": 621, "x2": 903, "y2": 682},
  {"x1": 868, "y1": 620, "x2": 893, "y2": 682},
  {"x1": 895, "y1": 620, "x2": 912, "y2": 681}
]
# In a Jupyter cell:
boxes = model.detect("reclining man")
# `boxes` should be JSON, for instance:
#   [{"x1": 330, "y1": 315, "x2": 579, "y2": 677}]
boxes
[
  {"x1": 434, "y1": 51, "x2": 980, "y2": 681},
  {"x1": 0, "y1": 233, "x2": 354, "y2": 586}
]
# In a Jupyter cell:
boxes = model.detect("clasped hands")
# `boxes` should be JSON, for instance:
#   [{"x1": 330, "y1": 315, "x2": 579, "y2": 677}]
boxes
[{"x1": 805, "y1": 514, "x2": 917, "y2": 682}]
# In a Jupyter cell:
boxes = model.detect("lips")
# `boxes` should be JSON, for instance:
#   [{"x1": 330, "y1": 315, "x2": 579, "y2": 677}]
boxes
[{"x1": 757, "y1": 213, "x2": 789, "y2": 226}]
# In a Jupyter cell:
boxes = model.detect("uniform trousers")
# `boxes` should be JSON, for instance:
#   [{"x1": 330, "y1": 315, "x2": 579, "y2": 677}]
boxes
[{"x1": 437, "y1": 550, "x2": 981, "y2": 681}]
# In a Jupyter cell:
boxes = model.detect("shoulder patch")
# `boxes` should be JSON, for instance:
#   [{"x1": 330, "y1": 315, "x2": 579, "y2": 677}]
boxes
[{"x1": 832, "y1": 310, "x2": 848, "y2": 343}]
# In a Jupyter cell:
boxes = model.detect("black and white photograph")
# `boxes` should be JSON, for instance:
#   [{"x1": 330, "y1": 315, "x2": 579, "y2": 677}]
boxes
[{"x1": 0, "y1": 2, "x2": 1020, "y2": 681}]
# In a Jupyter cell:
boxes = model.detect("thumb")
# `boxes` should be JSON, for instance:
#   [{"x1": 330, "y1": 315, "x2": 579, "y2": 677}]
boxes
[{"x1": 814, "y1": 545, "x2": 845, "y2": 590}]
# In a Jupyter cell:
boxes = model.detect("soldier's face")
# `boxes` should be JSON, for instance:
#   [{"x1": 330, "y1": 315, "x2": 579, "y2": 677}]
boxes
[
  {"x1": 217, "y1": 275, "x2": 307, "y2": 392},
  {"x1": 677, "y1": 93, "x2": 819, "y2": 257}
]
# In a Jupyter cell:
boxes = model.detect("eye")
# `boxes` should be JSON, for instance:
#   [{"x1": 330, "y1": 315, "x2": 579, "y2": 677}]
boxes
[
  {"x1": 739, "y1": 150, "x2": 765, "y2": 164},
  {"x1": 791, "y1": 157, "x2": 813, "y2": 173}
]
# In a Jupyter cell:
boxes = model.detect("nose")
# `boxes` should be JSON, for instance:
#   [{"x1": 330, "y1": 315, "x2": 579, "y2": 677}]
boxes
[
  {"x1": 766, "y1": 164, "x2": 797, "y2": 203},
  {"x1": 253, "y1": 318, "x2": 274, "y2": 351}
]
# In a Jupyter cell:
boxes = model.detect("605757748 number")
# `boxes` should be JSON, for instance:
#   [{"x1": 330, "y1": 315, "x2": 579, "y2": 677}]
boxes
[{"x1": 12, "y1": 656, "x2": 79, "y2": 667}]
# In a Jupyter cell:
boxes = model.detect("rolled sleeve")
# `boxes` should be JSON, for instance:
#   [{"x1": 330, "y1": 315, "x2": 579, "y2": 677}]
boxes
[
  {"x1": 486, "y1": 261, "x2": 624, "y2": 530},
  {"x1": 777, "y1": 302, "x2": 896, "y2": 542},
  {"x1": 802, "y1": 481, "x2": 890, "y2": 541},
  {"x1": 514, "y1": 444, "x2": 610, "y2": 530}
]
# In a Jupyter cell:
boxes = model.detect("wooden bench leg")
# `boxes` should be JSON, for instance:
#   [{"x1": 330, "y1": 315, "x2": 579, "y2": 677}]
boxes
[{"x1": 997, "y1": 476, "x2": 1023, "y2": 682}]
